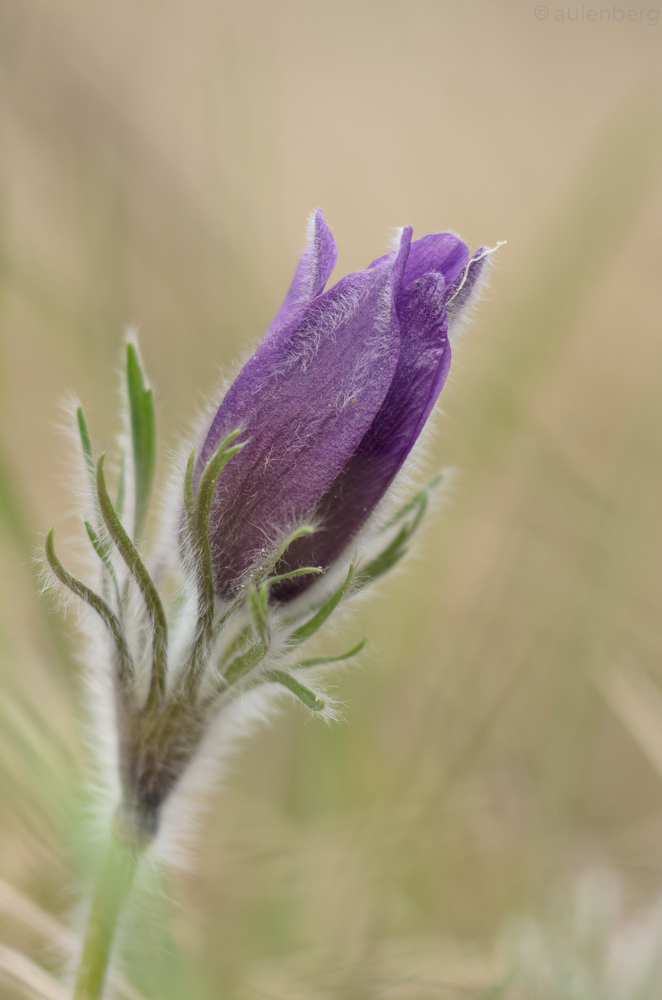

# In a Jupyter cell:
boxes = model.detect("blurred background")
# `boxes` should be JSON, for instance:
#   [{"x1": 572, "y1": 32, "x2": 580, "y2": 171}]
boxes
[{"x1": 1, "y1": 1, "x2": 662, "y2": 997}]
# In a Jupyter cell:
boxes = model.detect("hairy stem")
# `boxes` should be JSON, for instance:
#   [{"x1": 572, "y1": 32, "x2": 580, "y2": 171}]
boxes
[{"x1": 73, "y1": 823, "x2": 144, "y2": 1000}]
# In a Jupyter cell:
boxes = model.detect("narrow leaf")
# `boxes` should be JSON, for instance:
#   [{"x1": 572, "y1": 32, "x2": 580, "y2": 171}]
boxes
[
  {"x1": 183, "y1": 450, "x2": 195, "y2": 527},
  {"x1": 248, "y1": 584, "x2": 270, "y2": 647},
  {"x1": 46, "y1": 528, "x2": 133, "y2": 688},
  {"x1": 84, "y1": 521, "x2": 122, "y2": 613},
  {"x1": 253, "y1": 524, "x2": 316, "y2": 586},
  {"x1": 359, "y1": 476, "x2": 443, "y2": 587},
  {"x1": 216, "y1": 624, "x2": 251, "y2": 670},
  {"x1": 180, "y1": 433, "x2": 244, "y2": 698},
  {"x1": 76, "y1": 407, "x2": 95, "y2": 481},
  {"x1": 356, "y1": 526, "x2": 409, "y2": 587},
  {"x1": 289, "y1": 563, "x2": 355, "y2": 645},
  {"x1": 266, "y1": 566, "x2": 323, "y2": 586},
  {"x1": 269, "y1": 524, "x2": 316, "y2": 565},
  {"x1": 295, "y1": 638, "x2": 367, "y2": 669},
  {"x1": 126, "y1": 343, "x2": 156, "y2": 540},
  {"x1": 377, "y1": 475, "x2": 441, "y2": 534},
  {"x1": 223, "y1": 641, "x2": 266, "y2": 685},
  {"x1": 192, "y1": 435, "x2": 244, "y2": 599},
  {"x1": 357, "y1": 481, "x2": 439, "y2": 587},
  {"x1": 264, "y1": 669, "x2": 325, "y2": 712},
  {"x1": 191, "y1": 434, "x2": 243, "y2": 594},
  {"x1": 193, "y1": 432, "x2": 243, "y2": 537},
  {"x1": 96, "y1": 454, "x2": 167, "y2": 707}
]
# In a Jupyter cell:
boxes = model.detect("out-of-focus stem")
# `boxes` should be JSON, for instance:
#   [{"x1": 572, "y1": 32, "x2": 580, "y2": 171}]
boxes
[{"x1": 73, "y1": 821, "x2": 145, "y2": 1000}]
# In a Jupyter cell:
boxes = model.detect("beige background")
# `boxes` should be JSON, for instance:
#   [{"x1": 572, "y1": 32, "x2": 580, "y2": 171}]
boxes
[{"x1": 0, "y1": 1, "x2": 661, "y2": 996}]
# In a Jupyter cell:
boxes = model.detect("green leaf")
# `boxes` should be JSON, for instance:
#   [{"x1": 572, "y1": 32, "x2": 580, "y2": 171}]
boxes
[
  {"x1": 270, "y1": 524, "x2": 315, "y2": 564},
  {"x1": 84, "y1": 520, "x2": 122, "y2": 614},
  {"x1": 266, "y1": 566, "x2": 323, "y2": 586},
  {"x1": 253, "y1": 524, "x2": 316, "y2": 586},
  {"x1": 377, "y1": 474, "x2": 442, "y2": 535},
  {"x1": 223, "y1": 640, "x2": 266, "y2": 685},
  {"x1": 356, "y1": 525, "x2": 409, "y2": 586},
  {"x1": 45, "y1": 527, "x2": 133, "y2": 689},
  {"x1": 126, "y1": 342, "x2": 156, "y2": 540},
  {"x1": 193, "y1": 434, "x2": 243, "y2": 564},
  {"x1": 215, "y1": 623, "x2": 251, "y2": 672},
  {"x1": 180, "y1": 433, "x2": 244, "y2": 698},
  {"x1": 76, "y1": 406, "x2": 95, "y2": 482},
  {"x1": 96, "y1": 454, "x2": 167, "y2": 707},
  {"x1": 194, "y1": 432, "x2": 243, "y2": 518},
  {"x1": 248, "y1": 584, "x2": 269, "y2": 648},
  {"x1": 183, "y1": 449, "x2": 195, "y2": 527},
  {"x1": 357, "y1": 477, "x2": 441, "y2": 587},
  {"x1": 294, "y1": 638, "x2": 367, "y2": 669},
  {"x1": 289, "y1": 563, "x2": 355, "y2": 645},
  {"x1": 263, "y1": 669, "x2": 325, "y2": 712}
]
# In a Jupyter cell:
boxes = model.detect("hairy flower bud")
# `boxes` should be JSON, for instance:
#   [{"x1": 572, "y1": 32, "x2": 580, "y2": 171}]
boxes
[
  {"x1": 43, "y1": 212, "x2": 497, "y2": 1000},
  {"x1": 199, "y1": 212, "x2": 489, "y2": 602}
]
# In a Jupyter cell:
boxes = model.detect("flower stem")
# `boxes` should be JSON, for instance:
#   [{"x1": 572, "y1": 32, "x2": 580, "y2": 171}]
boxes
[{"x1": 73, "y1": 823, "x2": 144, "y2": 1000}]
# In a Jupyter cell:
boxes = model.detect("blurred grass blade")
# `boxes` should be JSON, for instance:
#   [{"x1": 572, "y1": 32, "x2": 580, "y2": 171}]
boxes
[
  {"x1": 597, "y1": 659, "x2": 662, "y2": 782},
  {"x1": 0, "y1": 448, "x2": 31, "y2": 551},
  {"x1": 0, "y1": 878, "x2": 74, "y2": 951},
  {"x1": 126, "y1": 342, "x2": 156, "y2": 540},
  {"x1": 0, "y1": 437, "x2": 73, "y2": 679},
  {"x1": 0, "y1": 696, "x2": 76, "y2": 838},
  {"x1": 459, "y1": 88, "x2": 662, "y2": 471},
  {"x1": 0, "y1": 880, "x2": 147, "y2": 1000},
  {"x1": 0, "y1": 944, "x2": 67, "y2": 1000}
]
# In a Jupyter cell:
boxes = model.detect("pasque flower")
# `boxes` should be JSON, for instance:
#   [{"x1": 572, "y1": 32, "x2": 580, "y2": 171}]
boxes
[
  {"x1": 44, "y1": 210, "x2": 494, "y2": 1000},
  {"x1": 198, "y1": 211, "x2": 488, "y2": 601}
]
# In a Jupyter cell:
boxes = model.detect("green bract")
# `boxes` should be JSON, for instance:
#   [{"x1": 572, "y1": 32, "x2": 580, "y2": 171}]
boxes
[{"x1": 46, "y1": 343, "x2": 440, "y2": 844}]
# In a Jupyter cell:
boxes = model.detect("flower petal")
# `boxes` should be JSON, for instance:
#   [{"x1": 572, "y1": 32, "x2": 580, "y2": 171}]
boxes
[
  {"x1": 264, "y1": 209, "x2": 338, "y2": 341},
  {"x1": 272, "y1": 270, "x2": 450, "y2": 601},
  {"x1": 401, "y1": 232, "x2": 468, "y2": 287},
  {"x1": 445, "y1": 246, "x2": 489, "y2": 336},
  {"x1": 370, "y1": 231, "x2": 468, "y2": 289},
  {"x1": 199, "y1": 232, "x2": 412, "y2": 599}
]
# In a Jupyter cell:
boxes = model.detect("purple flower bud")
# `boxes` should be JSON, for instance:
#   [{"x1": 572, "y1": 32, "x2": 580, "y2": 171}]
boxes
[{"x1": 198, "y1": 212, "x2": 487, "y2": 602}]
